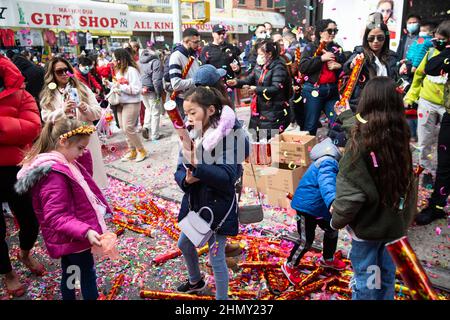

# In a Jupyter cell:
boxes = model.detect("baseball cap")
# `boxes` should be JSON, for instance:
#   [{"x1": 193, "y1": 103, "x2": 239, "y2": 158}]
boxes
[
  {"x1": 212, "y1": 24, "x2": 226, "y2": 33},
  {"x1": 194, "y1": 64, "x2": 227, "y2": 86}
]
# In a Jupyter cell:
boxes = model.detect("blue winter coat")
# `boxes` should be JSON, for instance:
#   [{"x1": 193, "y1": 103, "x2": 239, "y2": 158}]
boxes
[
  {"x1": 174, "y1": 120, "x2": 249, "y2": 236},
  {"x1": 290, "y1": 138, "x2": 342, "y2": 221},
  {"x1": 406, "y1": 36, "x2": 433, "y2": 68}
]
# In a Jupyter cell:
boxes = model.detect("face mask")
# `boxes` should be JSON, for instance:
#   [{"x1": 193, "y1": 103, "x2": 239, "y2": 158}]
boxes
[
  {"x1": 432, "y1": 39, "x2": 447, "y2": 51},
  {"x1": 256, "y1": 32, "x2": 267, "y2": 39},
  {"x1": 418, "y1": 32, "x2": 429, "y2": 38},
  {"x1": 256, "y1": 54, "x2": 266, "y2": 66},
  {"x1": 406, "y1": 23, "x2": 419, "y2": 34},
  {"x1": 79, "y1": 66, "x2": 90, "y2": 75}
]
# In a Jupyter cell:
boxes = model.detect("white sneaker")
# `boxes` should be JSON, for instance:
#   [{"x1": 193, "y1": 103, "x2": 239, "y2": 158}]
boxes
[{"x1": 285, "y1": 123, "x2": 300, "y2": 132}]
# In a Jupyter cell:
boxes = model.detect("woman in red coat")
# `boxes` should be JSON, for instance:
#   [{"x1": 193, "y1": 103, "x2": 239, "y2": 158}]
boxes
[{"x1": 0, "y1": 55, "x2": 45, "y2": 297}]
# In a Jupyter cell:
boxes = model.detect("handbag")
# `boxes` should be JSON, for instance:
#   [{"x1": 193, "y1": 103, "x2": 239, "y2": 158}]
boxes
[
  {"x1": 237, "y1": 163, "x2": 264, "y2": 224},
  {"x1": 106, "y1": 90, "x2": 120, "y2": 106},
  {"x1": 178, "y1": 195, "x2": 236, "y2": 248}
]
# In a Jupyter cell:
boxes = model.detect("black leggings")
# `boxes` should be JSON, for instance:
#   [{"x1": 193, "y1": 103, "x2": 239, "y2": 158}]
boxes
[
  {"x1": 0, "y1": 166, "x2": 39, "y2": 274},
  {"x1": 288, "y1": 211, "x2": 338, "y2": 266}
]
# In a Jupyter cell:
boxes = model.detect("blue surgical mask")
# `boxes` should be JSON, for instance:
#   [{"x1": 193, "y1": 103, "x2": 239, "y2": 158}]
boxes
[
  {"x1": 407, "y1": 23, "x2": 419, "y2": 34},
  {"x1": 419, "y1": 32, "x2": 430, "y2": 38},
  {"x1": 79, "y1": 66, "x2": 90, "y2": 75}
]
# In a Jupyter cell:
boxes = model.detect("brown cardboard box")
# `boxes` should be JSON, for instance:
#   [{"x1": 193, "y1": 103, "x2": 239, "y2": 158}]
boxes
[
  {"x1": 265, "y1": 163, "x2": 307, "y2": 194},
  {"x1": 242, "y1": 163, "x2": 269, "y2": 192},
  {"x1": 265, "y1": 188, "x2": 292, "y2": 208},
  {"x1": 270, "y1": 132, "x2": 317, "y2": 167}
]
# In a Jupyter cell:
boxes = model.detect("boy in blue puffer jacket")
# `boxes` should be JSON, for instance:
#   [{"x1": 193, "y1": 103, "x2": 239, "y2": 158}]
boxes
[{"x1": 281, "y1": 137, "x2": 346, "y2": 285}]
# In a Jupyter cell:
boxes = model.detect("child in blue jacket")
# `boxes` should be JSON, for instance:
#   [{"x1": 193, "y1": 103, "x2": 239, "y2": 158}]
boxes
[
  {"x1": 282, "y1": 137, "x2": 346, "y2": 285},
  {"x1": 406, "y1": 22, "x2": 436, "y2": 72}
]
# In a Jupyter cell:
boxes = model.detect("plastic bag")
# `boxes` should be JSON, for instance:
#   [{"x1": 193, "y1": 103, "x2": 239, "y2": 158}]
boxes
[{"x1": 91, "y1": 232, "x2": 120, "y2": 260}]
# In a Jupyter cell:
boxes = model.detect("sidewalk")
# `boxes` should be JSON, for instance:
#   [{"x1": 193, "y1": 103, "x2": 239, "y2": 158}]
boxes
[{"x1": 104, "y1": 106, "x2": 450, "y2": 291}]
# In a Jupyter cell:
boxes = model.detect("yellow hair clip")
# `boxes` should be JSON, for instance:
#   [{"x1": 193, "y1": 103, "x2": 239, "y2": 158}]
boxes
[{"x1": 59, "y1": 125, "x2": 96, "y2": 140}]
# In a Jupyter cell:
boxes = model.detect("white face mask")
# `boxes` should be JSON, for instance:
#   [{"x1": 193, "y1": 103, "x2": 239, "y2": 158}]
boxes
[
  {"x1": 256, "y1": 54, "x2": 266, "y2": 66},
  {"x1": 418, "y1": 32, "x2": 429, "y2": 37},
  {"x1": 256, "y1": 32, "x2": 267, "y2": 39}
]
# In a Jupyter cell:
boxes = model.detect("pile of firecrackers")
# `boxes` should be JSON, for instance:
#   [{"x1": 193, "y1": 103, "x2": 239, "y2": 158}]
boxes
[{"x1": 98, "y1": 196, "x2": 449, "y2": 301}]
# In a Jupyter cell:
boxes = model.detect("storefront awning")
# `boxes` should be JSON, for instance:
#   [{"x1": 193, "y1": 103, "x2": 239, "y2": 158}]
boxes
[
  {"x1": 1, "y1": 0, "x2": 130, "y2": 31},
  {"x1": 232, "y1": 8, "x2": 285, "y2": 29},
  {"x1": 130, "y1": 12, "x2": 249, "y2": 34}
]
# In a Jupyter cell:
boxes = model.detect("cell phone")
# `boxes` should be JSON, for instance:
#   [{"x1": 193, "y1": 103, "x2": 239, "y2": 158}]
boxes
[{"x1": 69, "y1": 88, "x2": 80, "y2": 105}]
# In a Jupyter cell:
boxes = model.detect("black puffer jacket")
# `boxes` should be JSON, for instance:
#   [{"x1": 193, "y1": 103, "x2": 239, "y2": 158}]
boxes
[
  {"x1": 236, "y1": 57, "x2": 290, "y2": 132},
  {"x1": 299, "y1": 41, "x2": 347, "y2": 84},
  {"x1": 11, "y1": 55, "x2": 44, "y2": 103},
  {"x1": 343, "y1": 46, "x2": 399, "y2": 110}
]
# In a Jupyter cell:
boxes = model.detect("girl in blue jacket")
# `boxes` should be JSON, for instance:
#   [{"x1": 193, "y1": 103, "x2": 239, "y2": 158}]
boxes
[
  {"x1": 174, "y1": 86, "x2": 249, "y2": 300},
  {"x1": 281, "y1": 137, "x2": 346, "y2": 286}
]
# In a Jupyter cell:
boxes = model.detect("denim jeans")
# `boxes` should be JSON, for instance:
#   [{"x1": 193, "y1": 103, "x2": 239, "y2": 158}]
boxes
[
  {"x1": 178, "y1": 232, "x2": 228, "y2": 300},
  {"x1": 301, "y1": 82, "x2": 339, "y2": 135},
  {"x1": 60, "y1": 249, "x2": 99, "y2": 300},
  {"x1": 407, "y1": 118, "x2": 418, "y2": 139},
  {"x1": 349, "y1": 240, "x2": 396, "y2": 300}
]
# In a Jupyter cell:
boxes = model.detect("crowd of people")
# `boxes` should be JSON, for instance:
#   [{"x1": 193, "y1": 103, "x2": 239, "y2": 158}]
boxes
[{"x1": 0, "y1": 8, "x2": 449, "y2": 301}]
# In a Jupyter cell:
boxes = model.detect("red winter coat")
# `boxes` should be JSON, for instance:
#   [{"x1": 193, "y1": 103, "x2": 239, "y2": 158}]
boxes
[
  {"x1": 74, "y1": 67, "x2": 102, "y2": 93},
  {"x1": 0, "y1": 55, "x2": 41, "y2": 166}
]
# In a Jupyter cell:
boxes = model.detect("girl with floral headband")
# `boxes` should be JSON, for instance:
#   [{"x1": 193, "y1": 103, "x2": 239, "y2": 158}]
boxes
[{"x1": 15, "y1": 118, "x2": 112, "y2": 300}]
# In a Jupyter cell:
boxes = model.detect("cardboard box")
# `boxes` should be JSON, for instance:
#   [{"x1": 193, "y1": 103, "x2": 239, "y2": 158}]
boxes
[
  {"x1": 265, "y1": 188, "x2": 292, "y2": 209},
  {"x1": 270, "y1": 132, "x2": 317, "y2": 167},
  {"x1": 242, "y1": 163, "x2": 269, "y2": 192},
  {"x1": 265, "y1": 163, "x2": 307, "y2": 195}
]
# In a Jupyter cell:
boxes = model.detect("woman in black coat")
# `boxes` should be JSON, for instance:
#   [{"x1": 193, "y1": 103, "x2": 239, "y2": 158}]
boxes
[
  {"x1": 342, "y1": 17, "x2": 399, "y2": 111},
  {"x1": 227, "y1": 40, "x2": 291, "y2": 141},
  {"x1": 299, "y1": 19, "x2": 347, "y2": 135}
]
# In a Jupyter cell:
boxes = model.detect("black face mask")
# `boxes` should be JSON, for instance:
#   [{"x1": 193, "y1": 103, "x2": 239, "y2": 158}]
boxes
[{"x1": 432, "y1": 39, "x2": 448, "y2": 51}]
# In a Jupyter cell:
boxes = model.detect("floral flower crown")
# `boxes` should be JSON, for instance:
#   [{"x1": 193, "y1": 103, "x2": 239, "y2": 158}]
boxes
[{"x1": 59, "y1": 125, "x2": 96, "y2": 140}]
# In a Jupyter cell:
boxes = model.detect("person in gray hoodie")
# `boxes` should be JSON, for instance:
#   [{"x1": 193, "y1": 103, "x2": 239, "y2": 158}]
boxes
[{"x1": 140, "y1": 49, "x2": 163, "y2": 141}]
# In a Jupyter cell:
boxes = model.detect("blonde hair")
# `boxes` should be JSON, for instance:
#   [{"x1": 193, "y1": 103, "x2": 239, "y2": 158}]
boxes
[
  {"x1": 22, "y1": 118, "x2": 92, "y2": 165},
  {"x1": 40, "y1": 57, "x2": 90, "y2": 112}
]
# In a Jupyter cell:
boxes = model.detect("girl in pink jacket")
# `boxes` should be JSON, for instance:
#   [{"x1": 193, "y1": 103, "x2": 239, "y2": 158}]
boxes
[{"x1": 15, "y1": 118, "x2": 111, "y2": 300}]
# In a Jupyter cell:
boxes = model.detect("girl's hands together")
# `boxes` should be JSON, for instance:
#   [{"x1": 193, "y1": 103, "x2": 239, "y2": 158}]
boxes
[{"x1": 87, "y1": 230, "x2": 102, "y2": 247}]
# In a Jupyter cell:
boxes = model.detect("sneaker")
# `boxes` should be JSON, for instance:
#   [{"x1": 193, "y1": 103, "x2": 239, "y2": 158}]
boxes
[
  {"x1": 281, "y1": 261, "x2": 303, "y2": 286},
  {"x1": 135, "y1": 149, "x2": 148, "y2": 162},
  {"x1": 415, "y1": 205, "x2": 446, "y2": 226},
  {"x1": 422, "y1": 173, "x2": 434, "y2": 189},
  {"x1": 142, "y1": 128, "x2": 149, "y2": 140},
  {"x1": 177, "y1": 277, "x2": 207, "y2": 294},
  {"x1": 121, "y1": 149, "x2": 137, "y2": 161},
  {"x1": 318, "y1": 256, "x2": 346, "y2": 271},
  {"x1": 284, "y1": 123, "x2": 299, "y2": 132}
]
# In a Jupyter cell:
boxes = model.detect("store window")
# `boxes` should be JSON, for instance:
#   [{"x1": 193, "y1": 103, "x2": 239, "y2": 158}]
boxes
[
  {"x1": 216, "y1": 0, "x2": 224, "y2": 9},
  {"x1": 255, "y1": 0, "x2": 261, "y2": 7},
  {"x1": 238, "y1": 0, "x2": 245, "y2": 5},
  {"x1": 267, "y1": 0, "x2": 273, "y2": 8}
]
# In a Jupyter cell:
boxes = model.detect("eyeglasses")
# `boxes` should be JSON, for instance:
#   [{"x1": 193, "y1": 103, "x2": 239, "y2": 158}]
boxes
[
  {"x1": 190, "y1": 40, "x2": 200, "y2": 44},
  {"x1": 367, "y1": 35, "x2": 386, "y2": 42},
  {"x1": 325, "y1": 28, "x2": 339, "y2": 35},
  {"x1": 54, "y1": 68, "x2": 69, "y2": 76}
]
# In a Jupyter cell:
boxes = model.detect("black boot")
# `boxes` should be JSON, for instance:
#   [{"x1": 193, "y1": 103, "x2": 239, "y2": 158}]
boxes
[{"x1": 415, "y1": 205, "x2": 446, "y2": 226}]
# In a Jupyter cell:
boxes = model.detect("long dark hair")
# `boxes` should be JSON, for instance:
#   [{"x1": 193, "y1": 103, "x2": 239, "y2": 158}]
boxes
[
  {"x1": 348, "y1": 77, "x2": 413, "y2": 208},
  {"x1": 257, "y1": 39, "x2": 280, "y2": 60},
  {"x1": 113, "y1": 48, "x2": 139, "y2": 74},
  {"x1": 362, "y1": 15, "x2": 391, "y2": 74},
  {"x1": 314, "y1": 19, "x2": 336, "y2": 45}
]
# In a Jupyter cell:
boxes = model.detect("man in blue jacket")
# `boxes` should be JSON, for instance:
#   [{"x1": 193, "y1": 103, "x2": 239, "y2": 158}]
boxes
[{"x1": 282, "y1": 137, "x2": 346, "y2": 285}]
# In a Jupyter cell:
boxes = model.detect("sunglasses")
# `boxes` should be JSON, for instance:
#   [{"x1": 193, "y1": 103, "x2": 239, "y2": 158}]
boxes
[
  {"x1": 54, "y1": 68, "x2": 69, "y2": 76},
  {"x1": 325, "y1": 28, "x2": 338, "y2": 35},
  {"x1": 217, "y1": 31, "x2": 226, "y2": 36},
  {"x1": 367, "y1": 35, "x2": 386, "y2": 42}
]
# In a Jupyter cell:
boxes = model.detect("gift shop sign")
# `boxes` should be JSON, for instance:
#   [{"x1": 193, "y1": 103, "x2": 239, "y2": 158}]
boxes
[{"x1": 7, "y1": 0, "x2": 129, "y2": 31}]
